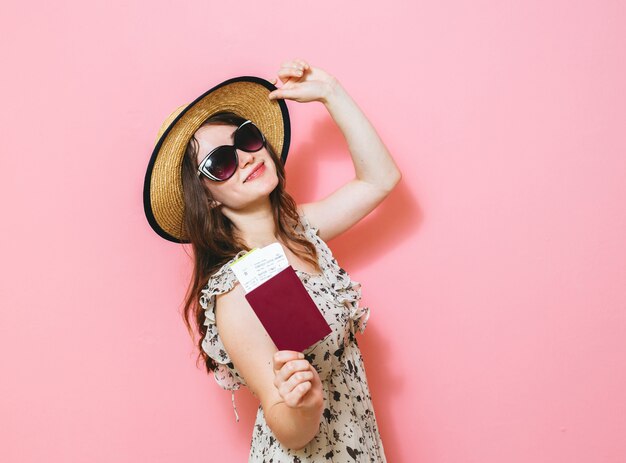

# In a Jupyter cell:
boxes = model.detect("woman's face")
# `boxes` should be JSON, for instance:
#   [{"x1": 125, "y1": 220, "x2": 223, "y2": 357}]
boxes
[{"x1": 193, "y1": 123, "x2": 279, "y2": 210}]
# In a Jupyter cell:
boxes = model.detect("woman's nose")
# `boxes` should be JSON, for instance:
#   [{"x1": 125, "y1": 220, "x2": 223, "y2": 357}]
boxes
[{"x1": 238, "y1": 149, "x2": 254, "y2": 168}]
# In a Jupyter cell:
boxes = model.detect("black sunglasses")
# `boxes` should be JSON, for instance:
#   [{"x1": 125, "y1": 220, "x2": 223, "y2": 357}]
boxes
[{"x1": 196, "y1": 120, "x2": 266, "y2": 182}]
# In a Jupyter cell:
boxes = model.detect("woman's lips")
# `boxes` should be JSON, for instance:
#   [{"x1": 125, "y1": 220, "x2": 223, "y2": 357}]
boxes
[{"x1": 245, "y1": 163, "x2": 265, "y2": 182}]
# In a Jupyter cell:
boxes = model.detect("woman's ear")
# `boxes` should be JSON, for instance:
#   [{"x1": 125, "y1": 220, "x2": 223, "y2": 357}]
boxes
[{"x1": 209, "y1": 199, "x2": 222, "y2": 208}]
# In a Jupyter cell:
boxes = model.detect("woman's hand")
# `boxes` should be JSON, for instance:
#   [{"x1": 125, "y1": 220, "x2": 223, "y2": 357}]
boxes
[
  {"x1": 268, "y1": 58, "x2": 339, "y2": 104},
  {"x1": 273, "y1": 350, "x2": 323, "y2": 410}
]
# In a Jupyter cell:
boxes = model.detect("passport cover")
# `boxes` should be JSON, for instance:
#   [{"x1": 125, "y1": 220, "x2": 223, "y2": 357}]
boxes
[{"x1": 244, "y1": 265, "x2": 332, "y2": 352}]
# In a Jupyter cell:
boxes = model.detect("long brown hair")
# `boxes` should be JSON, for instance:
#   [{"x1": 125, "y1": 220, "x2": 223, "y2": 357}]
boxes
[{"x1": 180, "y1": 111, "x2": 320, "y2": 374}]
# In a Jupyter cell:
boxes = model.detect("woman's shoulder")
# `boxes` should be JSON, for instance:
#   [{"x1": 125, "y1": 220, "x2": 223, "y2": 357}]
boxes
[
  {"x1": 201, "y1": 250, "x2": 248, "y2": 299},
  {"x1": 295, "y1": 204, "x2": 319, "y2": 236},
  {"x1": 295, "y1": 204, "x2": 309, "y2": 223}
]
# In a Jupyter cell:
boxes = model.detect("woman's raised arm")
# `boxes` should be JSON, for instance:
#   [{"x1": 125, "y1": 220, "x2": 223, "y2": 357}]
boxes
[{"x1": 269, "y1": 59, "x2": 402, "y2": 242}]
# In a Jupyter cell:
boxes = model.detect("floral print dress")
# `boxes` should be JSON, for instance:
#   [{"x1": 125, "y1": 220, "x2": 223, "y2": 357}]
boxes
[{"x1": 199, "y1": 212, "x2": 387, "y2": 462}]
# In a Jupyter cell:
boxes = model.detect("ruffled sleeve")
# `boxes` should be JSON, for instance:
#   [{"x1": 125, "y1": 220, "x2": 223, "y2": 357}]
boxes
[
  {"x1": 297, "y1": 212, "x2": 371, "y2": 335},
  {"x1": 199, "y1": 250, "x2": 249, "y2": 421}
]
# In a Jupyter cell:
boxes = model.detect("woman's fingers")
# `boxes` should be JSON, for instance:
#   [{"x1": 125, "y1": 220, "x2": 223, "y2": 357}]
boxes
[
  {"x1": 269, "y1": 59, "x2": 312, "y2": 93},
  {"x1": 283, "y1": 380, "x2": 312, "y2": 408},
  {"x1": 277, "y1": 66, "x2": 304, "y2": 82},
  {"x1": 283, "y1": 369, "x2": 314, "y2": 392},
  {"x1": 273, "y1": 359, "x2": 312, "y2": 386},
  {"x1": 278, "y1": 371, "x2": 313, "y2": 402},
  {"x1": 272, "y1": 350, "x2": 316, "y2": 407},
  {"x1": 280, "y1": 59, "x2": 306, "y2": 70},
  {"x1": 276, "y1": 59, "x2": 310, "y2": 83},
  {"x1": 268, "y1": 59, "x2": 328, "y2": 102},
  {"x1": 273, "y1": 350, "x2": 303, "y2": 371},
  {"x1": 293, "y1": 59, "x2": 310, "y2": 72},
  {"x1": 272, "y1": 350, "x2": 322, "y2": 408}
]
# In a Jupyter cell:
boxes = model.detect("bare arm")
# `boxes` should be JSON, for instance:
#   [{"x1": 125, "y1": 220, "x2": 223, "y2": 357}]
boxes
[
  {"x1": 301, "y1": 78, "x2": 402, "y2": 241},
  {"x1": 215, "y1": 283, "x2": 324, "y2": 450},
  {"x1": 269, "y1": 60, "x2": 402, "y2": 242}
]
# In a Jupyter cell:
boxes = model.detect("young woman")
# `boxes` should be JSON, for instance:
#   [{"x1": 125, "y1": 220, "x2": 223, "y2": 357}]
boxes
[{"x1": 144, "y1": 58, "x2": 401, "y2": 462}]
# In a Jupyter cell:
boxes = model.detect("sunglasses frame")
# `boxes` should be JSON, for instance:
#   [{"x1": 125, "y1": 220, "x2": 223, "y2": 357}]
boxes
[{"x1": 196, "y1": 119, "x2": 267, "y2": 182}]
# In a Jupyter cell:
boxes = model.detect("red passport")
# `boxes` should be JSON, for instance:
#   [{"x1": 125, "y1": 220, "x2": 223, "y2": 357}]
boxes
[{"x1": 244, "y1": 265, "x2": 332, "y2": 352}]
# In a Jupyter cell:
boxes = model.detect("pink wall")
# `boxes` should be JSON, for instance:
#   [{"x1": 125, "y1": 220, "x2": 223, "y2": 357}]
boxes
[{"x1": 2, "y1": 0, "x2": 625, "y2": 461}]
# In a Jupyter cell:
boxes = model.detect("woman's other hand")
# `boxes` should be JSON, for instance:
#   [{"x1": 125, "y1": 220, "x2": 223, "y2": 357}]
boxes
[
  {"x1": 215, "y1": 283, "x2": 325, "y2": 448},
  {"x1": 272, "y1": 350, "x2": 323, "y2": 410},
  {"x1": 268, "y1": 58, "x2": 339, "y2": 104}
]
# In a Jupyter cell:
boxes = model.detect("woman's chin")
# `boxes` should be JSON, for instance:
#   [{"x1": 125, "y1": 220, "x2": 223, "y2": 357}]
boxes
[{"x1": 246, "y1": 173, "x2": 279, "y2": 192}]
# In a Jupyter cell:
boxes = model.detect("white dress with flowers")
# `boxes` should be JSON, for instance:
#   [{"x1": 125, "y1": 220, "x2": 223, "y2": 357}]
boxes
[{"x1": 199, "y1": 212, "x2": 387, "y2": 462}]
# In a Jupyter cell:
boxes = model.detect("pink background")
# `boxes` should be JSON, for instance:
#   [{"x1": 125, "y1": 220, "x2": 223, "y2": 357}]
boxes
[{"x1": 1, "y1": 0, "x2": 625, "y2": 461}]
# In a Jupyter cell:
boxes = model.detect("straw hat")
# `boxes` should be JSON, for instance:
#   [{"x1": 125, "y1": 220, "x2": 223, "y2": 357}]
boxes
[{"x1": 143, "y1": 76, "x2": 291, "y2": 243}]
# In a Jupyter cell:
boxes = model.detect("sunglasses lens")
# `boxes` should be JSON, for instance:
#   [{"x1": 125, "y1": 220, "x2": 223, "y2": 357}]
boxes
[
  {"x1": 205, "y1": 146, "x2": 237, "y2": 180},
  {"x1": 235, "y1": 122, "x2": 265, "y2": 152}
]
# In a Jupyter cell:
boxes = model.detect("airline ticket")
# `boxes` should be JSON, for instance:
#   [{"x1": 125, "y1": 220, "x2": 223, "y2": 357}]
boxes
[{"x1": 229, "y1": 242, "x2": 290, "y2": 293}]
